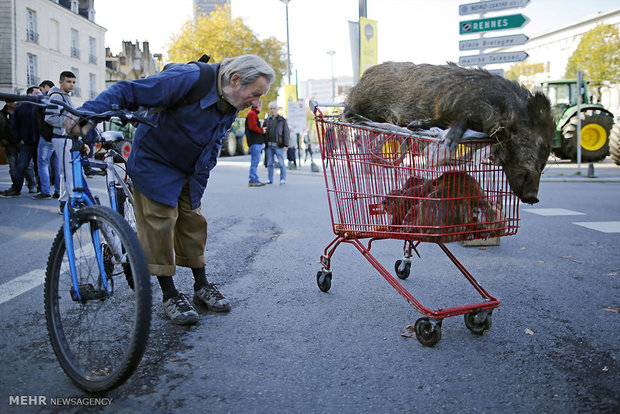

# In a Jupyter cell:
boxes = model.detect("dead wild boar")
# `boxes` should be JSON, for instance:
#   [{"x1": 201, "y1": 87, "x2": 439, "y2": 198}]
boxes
[
  {"x1": 344, "y1": 62, "x2": 554, "y2": 204},
  {"x1": 383, "y1": 172, "x2": 506, "y2": 242}
]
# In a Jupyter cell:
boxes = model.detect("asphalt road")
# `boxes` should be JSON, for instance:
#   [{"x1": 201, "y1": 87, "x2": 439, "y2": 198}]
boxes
[{"x1": 0, "y1": 157, "x2": 618, "y2": 413}]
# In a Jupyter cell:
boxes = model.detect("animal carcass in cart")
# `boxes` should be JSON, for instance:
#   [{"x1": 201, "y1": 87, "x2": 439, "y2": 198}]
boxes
[
  {"x1": 343, "y1": 62, "x2": 554, "y2": 204},
  {"x1": 383, "y1": 172, "x2": 506, "y2": 242}
]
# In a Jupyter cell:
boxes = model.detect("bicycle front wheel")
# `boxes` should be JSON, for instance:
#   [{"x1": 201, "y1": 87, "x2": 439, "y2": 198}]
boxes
[{"x1": 44, "y1": 205, "x2": 151, "y2": 393}]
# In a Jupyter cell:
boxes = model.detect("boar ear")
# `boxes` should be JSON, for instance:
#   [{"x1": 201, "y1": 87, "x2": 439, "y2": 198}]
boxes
[{"x1": 528, "y1": 91, "x2": 552, "y2": 122}]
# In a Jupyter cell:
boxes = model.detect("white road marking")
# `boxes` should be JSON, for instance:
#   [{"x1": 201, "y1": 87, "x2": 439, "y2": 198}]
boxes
[
  {"x1": 0, "y1": 269, "x2": 45, "y2": 305},
  {"x1": 573, "y1": 221, "x2": 620, "y2": 233},
  {"x1": 522, "y1": 208, "x2": 585, "y2": 216}
]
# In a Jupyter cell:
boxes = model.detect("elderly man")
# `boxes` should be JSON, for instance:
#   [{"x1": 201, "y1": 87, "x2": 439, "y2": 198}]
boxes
[{"x1": 71, "y1": 55, "x2": 275, "y2": 325}]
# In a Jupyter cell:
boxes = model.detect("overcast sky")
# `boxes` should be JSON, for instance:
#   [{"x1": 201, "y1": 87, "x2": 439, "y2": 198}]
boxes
[{"x1": 95, "y1": 0, "x2": 620, "y2": 81}]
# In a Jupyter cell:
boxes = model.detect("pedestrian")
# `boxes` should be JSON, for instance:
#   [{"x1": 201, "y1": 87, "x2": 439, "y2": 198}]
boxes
[
  {"x1": 68, "y1": 54, "x2": 275, "y2": 325},
  {"x1": 45, "y1": 71, "x2": 78, "y2": 213},
  {"x1": 263, "y1": 102, "x2": 290, "y2": 185},
  {"x1": 36, "y1": 80, "x2": 61, "y2": 200},
  {"x1": 0, "y1": 86, "x2": 42, "y2": 198},
  {"x1": 286, "y1": 126, "x2": 297, "y2": 170},
  {"x1": 245, "y1": 100, "x2": 266, "y2": 187},
  {"x1": 0, "y1": 99, "x2": 37, "y2": 197},
  {"x1": 303, "y1": 130, "x2": 313, "y2": 162}
]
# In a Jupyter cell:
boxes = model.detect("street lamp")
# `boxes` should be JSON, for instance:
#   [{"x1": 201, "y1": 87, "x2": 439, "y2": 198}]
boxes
[
  {"x1": 326, "y1": 50, "x2": 336, "y2": 101},
  {"x1": 280, "y1": 0, "x2": 291, "y2": 84}
]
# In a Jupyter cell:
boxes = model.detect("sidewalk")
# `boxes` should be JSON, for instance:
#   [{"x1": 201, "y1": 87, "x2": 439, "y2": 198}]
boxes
[{"x1": 541, "y1": 156, "x2": 620, "y2": 182}]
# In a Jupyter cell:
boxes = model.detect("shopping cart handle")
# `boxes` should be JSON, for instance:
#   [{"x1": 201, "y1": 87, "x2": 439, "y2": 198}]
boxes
[{"x1": 309, "y1": 100, "x2": 318, "y2": 113}]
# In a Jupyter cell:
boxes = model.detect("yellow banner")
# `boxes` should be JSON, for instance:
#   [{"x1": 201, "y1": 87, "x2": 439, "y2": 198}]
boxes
[
  {"x1": 359, "y1": 17, "x2": 378, "y2": 76},
  {"x1": 283, "y1": 84, "x2": 297, "y2": 117}
]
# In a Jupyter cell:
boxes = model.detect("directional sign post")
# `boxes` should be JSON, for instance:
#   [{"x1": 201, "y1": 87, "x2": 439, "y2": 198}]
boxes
[
  {"x1": 459, "y1": 34, "x2": 529, "y2": 51},
  {"x1": 459, "y1": 51, "x2": 529, "y2": 66},
  {"x1": 459, "y1": 0, "x2": 530, "y2": 15},
  {"x1": 460, "y1": 13, "x2": 529, "y2": 35}
]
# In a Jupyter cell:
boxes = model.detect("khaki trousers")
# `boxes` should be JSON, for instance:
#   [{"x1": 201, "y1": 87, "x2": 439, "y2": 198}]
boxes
[{"x1": 133, "y1": 182, "x2": 207, "y2": 276}]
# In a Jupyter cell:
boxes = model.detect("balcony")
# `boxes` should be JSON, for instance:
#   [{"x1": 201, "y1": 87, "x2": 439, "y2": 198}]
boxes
[
  {"x1": 88, "y1": 55, "x2": 97, "y2": 64},
  {"x1": 26, "y1": 29, "x2": 39, "y2": 44},
  {"x1": 72, "y1": 87, "x2": 81, "y2": 97},
  {"x1": 71, "y1": 47, "x2": 80, "y2": 59}
]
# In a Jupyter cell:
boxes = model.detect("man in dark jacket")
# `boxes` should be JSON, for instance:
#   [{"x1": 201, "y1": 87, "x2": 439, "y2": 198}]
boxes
[
  {"x1": 245, "y1": 100, "x2": 265, "y2": 186},
  {"x1": 263, "y1": 101, "x2": 290, "y2": 185},
  {"x1": 0, "y1": 91, "x2": 38, "y2": 197},
  {"x1": 70, "y1": 54, "x2": 275, "y2": 325}
]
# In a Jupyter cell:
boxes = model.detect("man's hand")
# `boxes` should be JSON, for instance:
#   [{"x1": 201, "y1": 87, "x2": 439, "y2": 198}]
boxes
[{"x1": 64, "y1": 114, "x2": 93, "y2": 137}]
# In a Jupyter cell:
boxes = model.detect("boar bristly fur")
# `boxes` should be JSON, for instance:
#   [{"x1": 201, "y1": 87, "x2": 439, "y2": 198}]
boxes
[{"x1": 344, "y1": 62, "x2": 555, "y2": 204}]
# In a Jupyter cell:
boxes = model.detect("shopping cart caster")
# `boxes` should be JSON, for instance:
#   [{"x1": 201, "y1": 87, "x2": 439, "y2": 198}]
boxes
[
  {"x1": 414, "y1": 317, "x2": 442, "y2": 347},
  {"x1": 464, "y1": 310, "x2": 492, "y2": 335},
  {"x1": 394, "y1": 259, "x2": 411, "y2": 280},
  {"x1": 316, "y1": 270, "x2": 332, "y2": 292}
]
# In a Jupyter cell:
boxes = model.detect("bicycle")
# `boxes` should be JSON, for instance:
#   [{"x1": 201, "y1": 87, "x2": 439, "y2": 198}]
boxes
[{"x1": 0, "y1": 92, "x2": 153, "y2": 392}]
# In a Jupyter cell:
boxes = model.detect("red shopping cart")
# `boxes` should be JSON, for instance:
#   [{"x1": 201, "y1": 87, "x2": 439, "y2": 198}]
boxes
[{"x1": 311, "y1": 102, "x2": 520, "y2": 347}]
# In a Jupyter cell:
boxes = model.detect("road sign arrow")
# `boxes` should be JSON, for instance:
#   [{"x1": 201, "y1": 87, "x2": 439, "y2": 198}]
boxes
[
  {"x1": 459, "y1": 34, "x2": 529, "y2": 51},
  {"x1": 459, "y1": 0, "x2": 530, "y2": 16},
  {"x1": 459, "y1": 51, "x2": 529, "y2": 66},
  {"x1": 460, "y1": 13, "x2": 530, "y2": 35}
]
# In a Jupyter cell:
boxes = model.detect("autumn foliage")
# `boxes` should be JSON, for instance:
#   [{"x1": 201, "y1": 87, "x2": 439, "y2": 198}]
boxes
[{"x1": 167, "y1": 5, "x2": 287, "y2": 111}]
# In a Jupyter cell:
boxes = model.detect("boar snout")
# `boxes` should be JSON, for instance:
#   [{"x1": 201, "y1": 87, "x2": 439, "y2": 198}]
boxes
[{"x1": 508, "y1": 171, "x2": 540, "y2": 204}]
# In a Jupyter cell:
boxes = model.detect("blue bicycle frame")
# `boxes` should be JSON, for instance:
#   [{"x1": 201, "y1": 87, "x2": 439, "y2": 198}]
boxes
[{"x1": 61, "y1": 137, "x2": 110, "y2": 301}]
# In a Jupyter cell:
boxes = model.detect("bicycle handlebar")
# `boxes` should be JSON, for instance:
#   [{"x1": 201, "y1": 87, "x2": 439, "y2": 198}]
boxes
[{"x1": 0, "y1": 92, "x2": 156, "y2": 128}]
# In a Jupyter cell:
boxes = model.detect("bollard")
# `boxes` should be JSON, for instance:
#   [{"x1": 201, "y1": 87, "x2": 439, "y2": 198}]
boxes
[{"x1": 587, "y1": 162, "x2": 596, "y2": 178}]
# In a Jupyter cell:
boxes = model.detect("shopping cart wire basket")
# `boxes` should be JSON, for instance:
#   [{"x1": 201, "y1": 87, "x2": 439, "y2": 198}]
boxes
[{"x1": 311, "y1": 101, "x2": 521, "y2": 347}]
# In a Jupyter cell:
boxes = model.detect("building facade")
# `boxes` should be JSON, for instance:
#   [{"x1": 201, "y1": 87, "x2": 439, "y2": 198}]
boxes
[
  {"x1": 0, "y1": 0, "x2": 106, "y2": 106},
  {"x1": 105, "y1": 41, "x2": 162, "y2": 86},
  {"x1": 193, "y1": 0, "x2": 230, "y2": 18}
]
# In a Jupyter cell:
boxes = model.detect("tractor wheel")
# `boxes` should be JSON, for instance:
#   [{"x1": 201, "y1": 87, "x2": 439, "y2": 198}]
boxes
[
  {"x1": 236, "y1": 135, "x2": 249, "y2": 155},
  {"x1": 220, "y1": 131, "x2": 237, "y2": 156},
  {"x1": 561, "y1": 109, "x2": 613, "y2": 162},
  {"x1": 610, "y1": 123, "x2": 620, "y2": 166}
]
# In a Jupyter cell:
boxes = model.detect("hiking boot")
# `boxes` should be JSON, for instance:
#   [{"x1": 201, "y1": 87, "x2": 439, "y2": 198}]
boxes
[
  {"x1": 33, "y1": 192, "x2": 52, "y2": 200},
  {"x1": 193, "y1": 283, "x2": 231, "y2": 312},
  {"x1": 163, "y1": 293, "x2": 199, "y2": 325},
  {"x1": 0, "y1": 188, "x2": 20, "y2": 198}
]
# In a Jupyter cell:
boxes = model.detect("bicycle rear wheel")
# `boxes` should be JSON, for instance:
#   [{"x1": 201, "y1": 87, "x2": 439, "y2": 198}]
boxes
[
  {"x1": 116, "y1": 181, "x2": 136, "y2": 232},
  {"x1": 44, "y1": 205, "x2": 151, "y2": 392}
]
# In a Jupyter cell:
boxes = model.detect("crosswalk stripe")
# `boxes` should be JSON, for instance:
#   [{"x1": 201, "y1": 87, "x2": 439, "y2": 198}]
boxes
[
  {"x1": 573, "y1": 221, "x2": 620, "y2": 233},
  {"x1": 0, "y1": 269, "x2": 44, "y2": 305}
]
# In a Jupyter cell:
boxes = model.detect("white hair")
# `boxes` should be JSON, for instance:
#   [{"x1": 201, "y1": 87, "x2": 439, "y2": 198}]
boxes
[
  {"x1": 268, "y1": 101, "x2": 278, "y2": 109},
  {"x1": 220, "y1": 55, "x2": 275, "y2": 87}
]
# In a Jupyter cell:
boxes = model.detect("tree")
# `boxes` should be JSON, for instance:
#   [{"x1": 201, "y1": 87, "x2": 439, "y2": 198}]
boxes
[
  {"x1": 564, "y1": 23, "x2": 620, "y2": 100},
  {"x1": 167, "y1": 5, "x2": 287, "y2": 112}
]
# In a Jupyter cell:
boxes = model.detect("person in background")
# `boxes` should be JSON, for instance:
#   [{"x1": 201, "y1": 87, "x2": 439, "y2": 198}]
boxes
[
  {"x1": 67, "y1": 54, "x2": 275, "y2": 325},
  {"x1": 45, "y1": 71, "x2": 77, "y2": 213},
  {"x1": 263, "y1": 102, "x2": 290, "y2": 185},
  {"x1": 36, "y1": 80, "x2": 61, "y2": 199},
  {"x1": 245, "y1": 100, "x2": 266, "y2": 187},
  {"x1": 1, "y1": 86, "x2": 42, "y2": 198},
  {"x1": 0, "y1": 99, "x2": 37, "y2": 197}
]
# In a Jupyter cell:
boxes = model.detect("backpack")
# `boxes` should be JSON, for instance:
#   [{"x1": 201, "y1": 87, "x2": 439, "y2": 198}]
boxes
[
  {"x1": 38, "y1": 91, "x2": 61, "y2": 142},
  {"x1": 151, "y1": 54, "x2": 214, "y2": 113}
]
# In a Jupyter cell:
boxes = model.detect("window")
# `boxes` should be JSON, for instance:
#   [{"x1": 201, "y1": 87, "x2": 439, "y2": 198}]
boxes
[
  {"x1": 71, "y1": 29, "x2": 80, "y2": 59},
  {"x1": 27, "y1": 54, "x2": 38, "y2": 86},
  {"x1": 72, "y1": 68, "x2": 80, "y2": 97},
  {"x1": 26, "y1": 9, "x2": 38, "y2": 44},
  {"x1": 89, "y1": 73, "x2": 97, "y2": 99},
  {"x1": 88, "y1": 37, "x2": 97, "y2": 64}
]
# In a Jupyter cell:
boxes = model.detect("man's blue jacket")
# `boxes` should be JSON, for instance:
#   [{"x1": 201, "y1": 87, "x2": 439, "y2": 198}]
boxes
[{"x1": 80, "y1": 63, "x2": 237, "y2": 209}]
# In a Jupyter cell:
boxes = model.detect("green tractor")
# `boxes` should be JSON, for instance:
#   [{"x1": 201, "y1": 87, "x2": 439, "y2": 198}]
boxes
[
  {"x1": 220, "y1": 117, "x2": 249, "y2": 156},
  {"x1": 541, "y1": 79, "x2": 615, "y2": 162}
]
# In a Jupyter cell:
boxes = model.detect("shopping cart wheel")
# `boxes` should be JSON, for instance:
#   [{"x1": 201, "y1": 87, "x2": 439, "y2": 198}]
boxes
[
  {"x1": 464, "y1": 311, "x2": 492, "y2": 335},
  {"x1": 394, "y1": 260, "x2": 411, "y2": 280},
  {"x1": 316, "y1": 270, "x2": 332, "y2": 293},
  {"x1": 414, "y1": 318, "x2": 442, "y2": 347}
]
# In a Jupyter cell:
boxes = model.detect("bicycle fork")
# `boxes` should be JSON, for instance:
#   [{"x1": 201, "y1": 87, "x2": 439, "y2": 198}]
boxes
[{"x1": 65, "y1": 147, "x2": 110, "y2": 302}]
